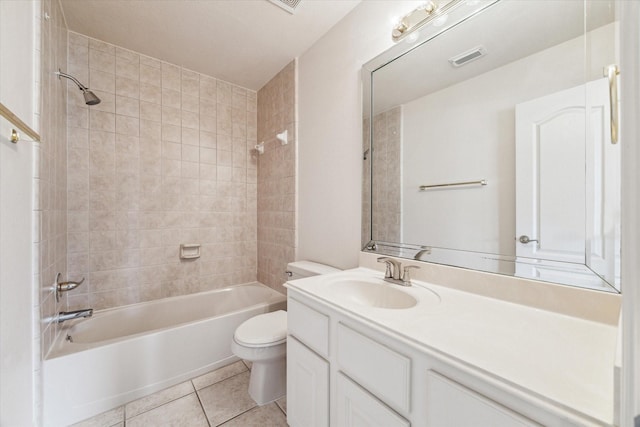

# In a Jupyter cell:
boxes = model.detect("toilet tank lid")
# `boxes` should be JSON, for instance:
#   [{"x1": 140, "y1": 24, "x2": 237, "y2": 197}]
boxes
[
  {"x1": 286, "y1": 261, "x2": 341, "y2": 277},
  {"x1": 235, "y1": 310, "x2": 287, "y2": 346}
]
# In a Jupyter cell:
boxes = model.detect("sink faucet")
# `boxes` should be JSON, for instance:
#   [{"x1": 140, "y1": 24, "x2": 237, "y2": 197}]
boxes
[
  {"x1": 377, "y1": 257, "x2": 419, "y2": 287},
  {"x1": 57, "y1": 308, "x2": 93, "y2": 323}
]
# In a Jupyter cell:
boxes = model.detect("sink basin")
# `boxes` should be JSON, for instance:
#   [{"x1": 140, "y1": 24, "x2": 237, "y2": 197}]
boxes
[{"x1": 328, "y1": 278, "x2": 420, "y2": 309}]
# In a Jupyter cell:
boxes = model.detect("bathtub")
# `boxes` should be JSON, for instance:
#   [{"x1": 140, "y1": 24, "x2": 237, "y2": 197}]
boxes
[{"x1": 43, "y1": 283, "x2": 286, "y2": 427}]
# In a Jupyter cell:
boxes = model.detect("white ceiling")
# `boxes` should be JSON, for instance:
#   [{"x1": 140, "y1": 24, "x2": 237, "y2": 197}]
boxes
[{"x1": 59, "y1": 0, "x2": 361, "y2": 91}]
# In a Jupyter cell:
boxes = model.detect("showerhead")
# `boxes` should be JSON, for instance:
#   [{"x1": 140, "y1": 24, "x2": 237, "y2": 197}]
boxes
[
  {"x1": 55, "y1": 69, "x2": 101, "y2": 106},
  {"x1": 83, "y1": 90, "x2": 101, "y2": 106}
]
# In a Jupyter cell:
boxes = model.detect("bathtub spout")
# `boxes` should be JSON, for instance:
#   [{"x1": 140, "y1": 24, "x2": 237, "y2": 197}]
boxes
[{"x1": 57, "y1": 308, "x2": 93, "y2": 323}]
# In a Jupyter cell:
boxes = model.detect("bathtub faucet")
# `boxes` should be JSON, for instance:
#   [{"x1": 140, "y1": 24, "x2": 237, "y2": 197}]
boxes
[{"x1": 57, "y1": 308, "x2": 93, "y2": 323}]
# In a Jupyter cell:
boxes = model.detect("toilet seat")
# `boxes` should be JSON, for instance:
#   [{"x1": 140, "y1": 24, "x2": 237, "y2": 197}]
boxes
[{"x1": 234, "y1": 310, "x2": 287, "y2": 347}]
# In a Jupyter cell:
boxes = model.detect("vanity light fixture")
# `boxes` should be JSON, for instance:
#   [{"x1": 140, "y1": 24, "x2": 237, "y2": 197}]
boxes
[{"x1": 392, "y1": 0, "x2": 463, "y2": 42}]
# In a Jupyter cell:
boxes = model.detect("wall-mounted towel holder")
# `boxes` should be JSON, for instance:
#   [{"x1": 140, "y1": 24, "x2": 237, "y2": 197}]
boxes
[{"x1": 419, "y1": 179, "x2": 487, "y2": 191}]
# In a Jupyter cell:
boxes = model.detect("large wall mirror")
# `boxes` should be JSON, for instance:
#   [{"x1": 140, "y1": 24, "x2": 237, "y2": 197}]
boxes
[{"x1": 362, "y1": 0, "x2": 621, "y2": 292}]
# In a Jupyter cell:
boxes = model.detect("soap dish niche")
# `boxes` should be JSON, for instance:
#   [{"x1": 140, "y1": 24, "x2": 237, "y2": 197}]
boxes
[{"x1": 180, "y1": 244, "x2": 201, "y2": 260}]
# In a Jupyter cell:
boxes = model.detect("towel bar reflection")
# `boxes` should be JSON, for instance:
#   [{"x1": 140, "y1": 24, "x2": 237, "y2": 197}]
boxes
[{"x1": 419, "y1": 179, "x2": 487, "y2": 191}]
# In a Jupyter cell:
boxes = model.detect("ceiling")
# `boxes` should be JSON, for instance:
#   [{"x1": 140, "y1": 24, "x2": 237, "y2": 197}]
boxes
[{"x1": 59, "y1": 0, "x2": 361, "y2": 91}]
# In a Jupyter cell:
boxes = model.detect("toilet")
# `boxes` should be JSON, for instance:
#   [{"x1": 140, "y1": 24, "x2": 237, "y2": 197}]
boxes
[{"x1": 231, "y1": 261, "x2": 340, "y2": 405}]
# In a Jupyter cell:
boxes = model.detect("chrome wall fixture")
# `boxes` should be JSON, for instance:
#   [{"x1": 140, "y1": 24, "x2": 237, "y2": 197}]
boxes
[
  {"x1": 55, "y1": 272, "x2": 86, "y2": 302},
  {"x1": 0, "y1": 102, "x2": 40, "y2": 143},
  {"x1": 55, "y1": 69, "x2": 101, "y2": 105},
  {"x1": 392, "y1": 0, "x2": 463, "y2": 42}
]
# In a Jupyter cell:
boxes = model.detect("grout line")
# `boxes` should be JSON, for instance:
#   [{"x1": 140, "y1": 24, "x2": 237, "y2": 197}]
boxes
[
  {"x1": 193, "y1": 388, "x2": 212, "y2": 427},
  {"x1": 192, "y1": 366, "x2": 250, "y2": 391},
  {"x1": 275, "y1": 400, "x2": 286, "y2": 417},
  {"x1": 124, "y1": 387, "x2": 195, "y2": 421},
  {"x1": 214, "y1": 404, "x2": 258, "y2": 427}
]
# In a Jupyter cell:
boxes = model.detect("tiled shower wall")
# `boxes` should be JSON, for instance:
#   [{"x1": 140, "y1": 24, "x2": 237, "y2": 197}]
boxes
[
  {"x1": 257, "y1": 60, "x2": 296, "y2": 293},
  {"x1": 368, "y1": 106, "x2": 402, "y2": 244},
  {"x1": 38, "y1": 0, "x2": 68, "y2": 357},
  {"x1": 65, "y1": 32, "x2": 258, "y2": 311}
]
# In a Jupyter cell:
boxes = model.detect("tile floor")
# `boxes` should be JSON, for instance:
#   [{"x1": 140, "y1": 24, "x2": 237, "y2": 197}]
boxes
[{"x1": 71, "y1": 361, "x2": 288, "y2": 427}]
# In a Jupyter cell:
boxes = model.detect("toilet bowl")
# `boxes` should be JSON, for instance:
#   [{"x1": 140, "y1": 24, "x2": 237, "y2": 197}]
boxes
[
  {"x1": 231, "y1": 261, "x2": 341, "y2": 405},
  {"x1": 231, "y1": 310, "x2": 288, "y2": 405}
]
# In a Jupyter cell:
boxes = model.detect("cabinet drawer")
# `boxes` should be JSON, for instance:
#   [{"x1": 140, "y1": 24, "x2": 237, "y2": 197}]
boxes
[
  {"x1": 426, "y1": 371, "x2": 540, "y2": 426},
  {"x1": 288, "y1": 298, "x2": 329, "y2": 358},
  {"x1": 337, "y1": 323, "x2": 411, "y2": 413},
  {"x1": 336, "y1": 372, "x2": 410, "y2": 427}
]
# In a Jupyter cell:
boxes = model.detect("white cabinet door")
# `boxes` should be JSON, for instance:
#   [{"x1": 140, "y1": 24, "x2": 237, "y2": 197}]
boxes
[
  {"x1": 287, "y1": 336, "x2": 329, "y2": 427},
  {"x1": 426, "y1": 371, "x2": 540, "y2": 426},
  {"x1": 336, "y1": 373, "x2": 410, "y2": 427}
]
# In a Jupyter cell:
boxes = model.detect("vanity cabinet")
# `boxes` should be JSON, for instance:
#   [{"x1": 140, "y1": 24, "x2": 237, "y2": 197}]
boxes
[
  {"x1": 288, "y1": 295, "x2": 411, "y2": 427},
  {"x1": 287, "y1": 289, "x2": 602, "y2": 427},
  {"x1": 336, "y1": 323, "x2": 411, "y2": 414},
  {"x1": 425, "y1": 371, "x2": 540, "y2": 426},
  {"x1": 335, "y1": 372, "x2": 410, "y2": 427},
  {"x1": 287, "y1": 336, "x2": 329, "y2": 427}
]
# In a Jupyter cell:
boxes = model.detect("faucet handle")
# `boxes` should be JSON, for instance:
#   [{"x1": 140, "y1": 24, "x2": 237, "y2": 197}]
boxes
[
  {"x1": 377, "y1": 257, "x2": 394, "y2": 279},
  {"x1": 55, "y1": 273, "x2": 86, "y2": 303},
  {"x1": 401, "y1": 265, "x2": 420, "y2": 285}
]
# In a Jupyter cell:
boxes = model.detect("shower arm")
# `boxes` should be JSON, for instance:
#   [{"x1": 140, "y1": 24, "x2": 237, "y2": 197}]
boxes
[{"x1": 55, "y1": 69, "x2": 89, "y2": 92}]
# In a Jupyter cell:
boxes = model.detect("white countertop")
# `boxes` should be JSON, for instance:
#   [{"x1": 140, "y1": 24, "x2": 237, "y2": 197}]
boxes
[{"x1": 286, "y1": 267, "x2": 618, "y2": 425}]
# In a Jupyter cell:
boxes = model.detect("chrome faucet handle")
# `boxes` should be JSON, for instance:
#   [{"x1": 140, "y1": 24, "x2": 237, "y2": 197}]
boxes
[
  {"x1": 377, "y1": 256, "x2": 399, "y2": 279},
  {"x1": 377, "y1": 257, "x2": 394, "y2": 278},
  {"x1": 377, "y1": 257, "x2": 403, "y2": 280},
  {"x1": 55, "y1": 273, "x2": 86, "y2": 302},
  {"x1": 401, "y1": 265, "x2": 420, "y2": 285},
  {"x1": 57, "y1": 277, "x2": 85, "y2": 291}
]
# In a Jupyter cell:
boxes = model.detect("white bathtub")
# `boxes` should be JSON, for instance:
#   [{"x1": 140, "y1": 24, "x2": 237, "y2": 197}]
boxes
[{"x1": 43, "y1": 283, "x2": 286, "y2": 427}]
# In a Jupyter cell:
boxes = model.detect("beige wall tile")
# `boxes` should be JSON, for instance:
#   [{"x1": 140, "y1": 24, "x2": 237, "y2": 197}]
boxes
[
  {"x1": 200, "y1": 77, "x2": 216, "y2": 101},
  {"x1": 161, "y1": 63, "x2": 181, "y2": 91},
  {"x1": 115, "y1": 75, "x2": 140, "y2": 98},
  {"x1": 116, "y1": 96, "x2": 139, "y2": 118},
  {"x1": 182, "y1": 95, "x2": 199, "y2": 113},
  {"x1": 90, "y1": 69, "x2": 115, "y2": 93},
  {"x1": 140, "y1": 55, "x2": 161, "y2": 69},
  {"x1": 69, "y1": 31, "x2": 88, "y2": 47},
  {"x1": 115, "y1": 115, "x2": 139, "y2": 136},
  {"x1": 90, "y1": 110, "x2": 116, "y2": 132},
  {"x1": 140, "y1": 83, "x2": 161, "y2": 104},
  {"x1": 116, "y1": 57, "x2": 140, "y2": 80},
  {"x1": 162, "y1": 89, "x2": 181, "y2": 109},
  {"x1": 182, "y1": 127, "x2": 199, "y2": 146},
  {"x1": 89, "y1": 49, "x2": 115, "y2": 73},
  {"x1": 140, "y1": 64, "x2": 161, "y2": 86},
  {"x1": 140, "y1": 119, "x2": 161, "y2": 140},
  {"x1": 66, "y1": 34, "x2": 259, "y2": 312},
  {"x1": 256, "y1": 61, "x2": 296, "y2": 290}
]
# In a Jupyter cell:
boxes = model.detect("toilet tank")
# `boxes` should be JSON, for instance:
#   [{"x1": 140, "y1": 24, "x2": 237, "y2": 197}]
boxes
[{"x1": 286, "y1": 261, "x2": 341, "y2": 280}]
